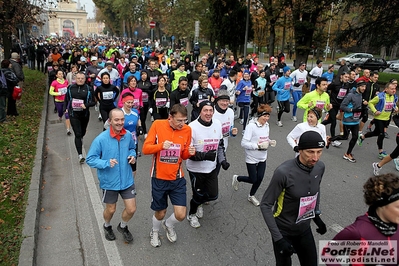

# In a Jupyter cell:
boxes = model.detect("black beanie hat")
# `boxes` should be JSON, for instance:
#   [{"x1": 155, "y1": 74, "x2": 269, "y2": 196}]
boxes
[
  {"x1": 199, "y1": 100, "x2": 214, "y2": 111},
  {"x1": 297, "y1": 131, "x2": 325, "y2": 150}
]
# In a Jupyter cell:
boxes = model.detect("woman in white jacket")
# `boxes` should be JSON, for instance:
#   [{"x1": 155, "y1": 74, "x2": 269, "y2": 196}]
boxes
[
  {"x1": 286, "y1": 107, "x2": 327, "y2": 156},
  {"x1": 232, "y1": 104, "x2": 276, "y2": 206}
]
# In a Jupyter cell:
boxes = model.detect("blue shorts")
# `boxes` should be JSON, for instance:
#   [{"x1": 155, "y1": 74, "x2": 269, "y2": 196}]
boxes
[{"x1": 151, "y1": 177, "x2": 187, "y2": 211}]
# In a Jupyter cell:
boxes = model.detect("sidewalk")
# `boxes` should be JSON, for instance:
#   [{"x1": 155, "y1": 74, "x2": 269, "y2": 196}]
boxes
[{"x1": 18, "y1": 95, "x2": 109, "y2": 266}]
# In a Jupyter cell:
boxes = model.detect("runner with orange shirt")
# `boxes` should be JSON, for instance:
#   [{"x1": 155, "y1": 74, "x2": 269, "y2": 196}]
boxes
[{"x1": 142, "y1": 104, "x2": 195, "y2": 247}]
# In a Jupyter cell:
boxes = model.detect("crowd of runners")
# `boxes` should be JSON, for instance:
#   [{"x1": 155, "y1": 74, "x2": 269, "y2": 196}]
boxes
[{"x1": 8, "y1": 36, "x2": 399, "y2": 265}]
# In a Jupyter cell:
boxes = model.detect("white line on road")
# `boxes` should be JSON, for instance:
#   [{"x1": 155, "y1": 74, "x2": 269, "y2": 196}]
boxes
[{"x1": 81, "y1": 146, "x2": 124, "y2": 266}]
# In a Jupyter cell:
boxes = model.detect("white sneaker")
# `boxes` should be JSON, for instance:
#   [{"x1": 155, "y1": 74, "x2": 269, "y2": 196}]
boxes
[
  {"x1": 98, "y1": 114, "x2": 102, "y2": 121},
  {"x1": 232, "y1": 175, "x2": 239, "y2": 191},
  {"x1": 291, "y1": 116, "x2": 297, "y2": 122},
  {"x1": 187, "y1": 214, "x2": 201, "y2": 228},
  {"x1": 331, "y1": 140, "x2": 342, "y2": 147},
  {"x1": 161, "y1": 220, "x2": 177, "y2": 243},
  {"x1": 372, "y1": 162, "x2": 381, "y2": 176},
  {"x1": 394, "y1": 158, "x2": 399, "y2": 171},
  {"x1": 248, "y1": 195, "x2": 260, "y2": 206},
  {"x1": 239, "y1": 119, "x2": 244, "y2": 125},
  {"x1": 95, "y1": 103, "x2": 99, "y2": 112},
  {"x1": 242, "y1": 130, "x2": 245, "y2": 136},
  {"x1": 78, "y1": 154, "x2": 85, "y2": 164},
  {"x1": 276, "y1": 121, "x2": 283, "y2": 127},
  {"x1": 150, "y1": 229, "x2": 161, "y2": 247},
  {"x1": 196, "y1": 205, "x2": 203, "y2": 219},
  {"x1": 151, "y1": 116, "x2": 154, "y2": 122}
]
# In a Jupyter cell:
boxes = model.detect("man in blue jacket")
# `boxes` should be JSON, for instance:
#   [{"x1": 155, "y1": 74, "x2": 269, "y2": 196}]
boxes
[{"x1": 87, "y1": 108, "x2": 137, "y2": 243}]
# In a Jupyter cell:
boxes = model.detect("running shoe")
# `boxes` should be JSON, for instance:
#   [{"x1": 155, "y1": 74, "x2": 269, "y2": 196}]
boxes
[
  {"x1": 66, "y1": 129, "x2": 71, "y2": 136},
  {"x1": 276, "y1": 121, "x2": 283, "y2": 127},
  {"x1": 372, "y1": 162, "x2": 381, "y2": 176},
  {"x1": 366, "y1": 127, "x2": 372, "y2": 132},
  {"x1": 161, "y1": 220, "x2": 177, "y2": 243},
  {"x1": 232, "y1": 175, "x2": 239, "y2": 191},
  {"x1": 196, "y1": 205, "x2": 204, "y2": 219},
  {"x1": 78, "y1": 154, "x2": 85, "y2": 164},
  {"x1": 343, "y1": 153, "x2": 356, "y2": 163},
  {"x1": 239, "y1": 119, "x2": 244, "y2": 125},
  {"x1": 394, "y1": 158, "x2": 399, "y2": 171},
  {"x1": 357, "y1": 134, "x2": 364, "y2": 146},
  {"x1": 150, "y1": 229, "x2": 161, "y2": 247},
  {"x1": 242, "y1": 130, "x2": 245, "y2": 136},
  {"x1": 103, "y1": 225, "x2": 116, "y2": 241},
  {"x1": 187, "y1": 214, "x2": 201, "y2": 228},
  {"x1": 291, "y1": 116, "x2": 297, "y2": 122},
  {"x1": 248, "y1": 195, "x2": 260, "y2": 206},
  {"x1": 98, "y1": 115, "x2": 102, "y2": 121},
  {"x1": 331, "y1": 140, "x2": 342, "y2": 147},
  {"x1": 378, "y1": 151, "x2": 388, "y2": 160},
  {"x1": 117, "y1": 223, "x2": 133, "y2": 243},
  {"x1": 385, "y1": 132, "x2": 390, "y2": 139}
]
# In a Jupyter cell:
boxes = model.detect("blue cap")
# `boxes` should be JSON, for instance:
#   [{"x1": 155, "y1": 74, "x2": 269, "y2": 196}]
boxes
[
  {"x1": 283, "y1": 66, "x2": 290, "y2": 73},
  {"x1": 243, "y1": 70, "x2": 250, "y2": 74}
]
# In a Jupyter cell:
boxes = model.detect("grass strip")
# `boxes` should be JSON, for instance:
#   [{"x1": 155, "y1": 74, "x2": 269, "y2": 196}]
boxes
[{"x1": 0, "y1": 69, "x2": 46, "y2": 265}]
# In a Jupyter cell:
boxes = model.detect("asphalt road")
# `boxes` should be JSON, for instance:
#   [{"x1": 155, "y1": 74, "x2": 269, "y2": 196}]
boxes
[{"x1": 35, "y1": 99, "x2": 399, "y2": 266}]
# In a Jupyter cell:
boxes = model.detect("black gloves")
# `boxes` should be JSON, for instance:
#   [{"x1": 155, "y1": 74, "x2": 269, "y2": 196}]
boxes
[
  {"x1": 275, "y1": 238, "x2": 295, "y2": 257},
  {"x1": 221, "y1": 160, "x2": 230, "y2": 170},
  {"x1": 293, "y1": 83, "x2": 300, "y2": 87},
  {"x1": 137, "y1": 126, "x2": 143, "y2": 136},
  {"x1": 313, "y1": 214, "x2": 327, "y2": 235},
  {"x1": 204, "y1": 150, "x2": 217, "y2": 161}
]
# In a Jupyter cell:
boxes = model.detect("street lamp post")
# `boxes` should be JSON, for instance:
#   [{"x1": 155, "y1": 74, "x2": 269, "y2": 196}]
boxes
[{"x1": 324, "y1": 3, "x2": 334, "y2": 60}]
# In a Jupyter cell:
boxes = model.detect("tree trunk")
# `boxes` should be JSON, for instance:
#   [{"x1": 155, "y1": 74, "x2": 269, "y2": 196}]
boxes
[
  {"x1": 2, "y1": 31, "x2": 12, "y2": 60},
  {"x1": 281, "y1": 15, "x2": 286, "y2": 53},
  {"x1": 293, "y1": 10, "x2": 319, "y2": 68},
  {"x1": 268, "y1": 19, "x2": 276, "y2": 58}
]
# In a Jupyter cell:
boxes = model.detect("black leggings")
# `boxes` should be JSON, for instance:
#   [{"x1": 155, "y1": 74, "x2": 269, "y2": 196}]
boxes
[
  {"x1": 272, "y1": 227, "x2": 317, "y2": 266},
  {"x1": 188, "y1": 167, "x2": 219, "y2": 215},
  {"x1": 277, "y1": 100, "x2": 290, "y2": 121},
  {"x1": 140, "y1": 102, "x2": 150, "y2": 134},
  {"x1": 99, "y1": 104, "x2": 115, "y2": 124},
  {"x1": 329, "y1": 124, "x2": 359, "y2": 154},
  {"x1": 251, "y1": 95, "x2": 265, "y2": 116},
  {"x1": 322, "y1": 105, "x2": 339, "y2": 137},
  {"x1": 390, "y1": 133, "x2": 399, "y2": 159},
  {"x1": 70, "y1": 113, "x2": 90, "y2": 154},
  {"x1": 153, "y1": 108, "x2": 169, "y2": 120},
  {"x1": 265, "y1": 90, "x2": 275, "y2": 104},
  {"x1": 237, "y1": 161, "x2": 266, "y2": 196},
  {"x1": 364, "y1": 119, "x2": 386, "y2": 149}
]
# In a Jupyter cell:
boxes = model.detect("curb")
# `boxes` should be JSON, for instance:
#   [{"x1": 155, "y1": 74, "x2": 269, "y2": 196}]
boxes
[{"x1": 18, "y1": 88, "x2": 49, "y2": 266}]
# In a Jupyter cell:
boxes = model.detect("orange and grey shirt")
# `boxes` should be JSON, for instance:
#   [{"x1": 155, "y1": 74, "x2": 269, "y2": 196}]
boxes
[{"x1": 142, "y1": 119, "x2": 192, "y2": 181}]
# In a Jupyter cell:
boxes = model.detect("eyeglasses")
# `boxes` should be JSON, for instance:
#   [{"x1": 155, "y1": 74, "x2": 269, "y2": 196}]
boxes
[{"x1": 173, "y1": 117, "x2": 188, "y2": 124}]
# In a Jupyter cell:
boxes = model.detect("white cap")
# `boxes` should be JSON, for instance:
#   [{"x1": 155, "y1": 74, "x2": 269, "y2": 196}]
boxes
[{"x1": 90, "y1": 56, "x2": 98, "y2": 61}]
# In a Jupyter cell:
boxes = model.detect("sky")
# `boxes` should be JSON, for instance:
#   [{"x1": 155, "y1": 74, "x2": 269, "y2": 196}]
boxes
[{"x1": 79, "y1": 0, "x2": 95, "y2": 19}]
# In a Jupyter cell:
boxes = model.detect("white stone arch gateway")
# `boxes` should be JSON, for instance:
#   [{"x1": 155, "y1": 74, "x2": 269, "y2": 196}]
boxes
[{"x1": 63, "y1": 20, "x2": 75, "y2": 37}]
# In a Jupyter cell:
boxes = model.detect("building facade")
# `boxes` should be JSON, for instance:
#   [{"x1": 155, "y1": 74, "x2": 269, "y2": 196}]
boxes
[{"x1": 47, "y1": 0, "x2": 88, "y2": 37}]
